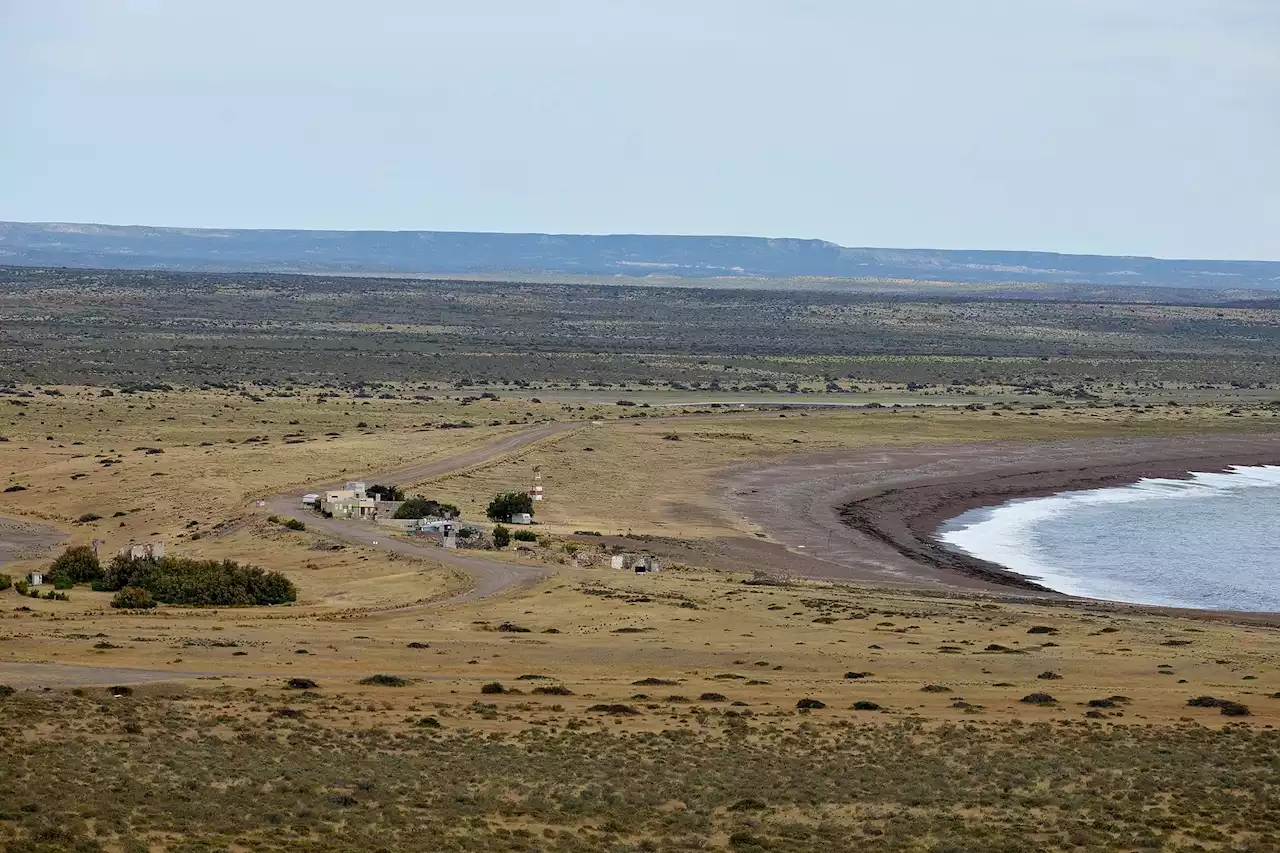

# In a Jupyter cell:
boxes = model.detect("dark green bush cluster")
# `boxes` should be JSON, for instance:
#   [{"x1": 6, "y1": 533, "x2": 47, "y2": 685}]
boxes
[
  {"x1": 48, "y1": 545, "x2": 103, "y2": 585},
  {"x1": 511, "y1": 530, "x2": 538, "y2": 542},
  {"x1": 392, "y1": 496, "x2": 458, "y2": 519},
  {"x1": 0, "y1": 573, "x2": 10, "y2": 591},
  {"x1": 491, "y1": 525, "x2": 511, "y2": 548},
  {"x1": 486, "y1": 491, "x2": 532, "y2": 523},
  {"x1": 101, "y1": 554, "x2": 296, "y2": 606}
]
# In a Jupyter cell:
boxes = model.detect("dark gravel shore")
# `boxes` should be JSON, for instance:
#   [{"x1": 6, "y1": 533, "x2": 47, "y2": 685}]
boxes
[{"x1": 721, "y1": 433, "x2": 1280, "y2": 597}]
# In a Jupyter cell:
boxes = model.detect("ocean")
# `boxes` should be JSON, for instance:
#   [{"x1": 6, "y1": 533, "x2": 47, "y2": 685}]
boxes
[{"x1": 938, "y1": 465, "x2": 1280, "y2": 612}]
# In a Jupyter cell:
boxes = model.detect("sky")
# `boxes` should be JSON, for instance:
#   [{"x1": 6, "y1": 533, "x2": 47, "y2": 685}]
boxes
[{"x1": 1, "y1": 1, "x2": 1278, "y2": 260}]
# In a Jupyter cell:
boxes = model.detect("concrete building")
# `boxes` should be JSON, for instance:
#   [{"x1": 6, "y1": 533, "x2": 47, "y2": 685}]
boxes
[{"x1": 610, "y1": 554, "x2": 662, "y2": 573}]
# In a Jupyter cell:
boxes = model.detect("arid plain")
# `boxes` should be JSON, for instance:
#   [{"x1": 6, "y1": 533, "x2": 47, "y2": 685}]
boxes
[
  {"x1": 2, "y1": 268, "x2": 1280, "y2": 852},
  {"x1": 2, "y1": 380, "x2": 1279, "y2": 853}
]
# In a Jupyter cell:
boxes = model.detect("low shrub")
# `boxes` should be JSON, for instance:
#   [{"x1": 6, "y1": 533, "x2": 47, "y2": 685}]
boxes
[
  {"x1": 0, "y1": 574, "x2": 10, "y2": 591},
  {"x1": 921, "y1": 684, "x2": 952, "y2": 693},
  {"x1": 699, "y1": 692, "x2": 728, "y2": 702},
  {"x1": 587, "y1": 703, "x2": 640, "y2": 714},
  {"x1": 282, "y1": 518, "x2": 306, "y2": 531},
  {"x1": 406, "y1": 641, "x2": 429, "y2": 649},
  {"x1": 632, "y1": 678, "x2": 679, "y2": 686},
  {"x1": 0, "y1": 685, "x2": 14, "y2": 698},
  {"x1": 76, "y1": 513, "x2": 103, "y2": 523},
  {"x1": 1037, "y1": 671, "x2": 1064, "y2": 680},
  {"x1": 480, "y1": 682, "x2": 507, "y2": 695},
  {"x1": 511, "y1": 530, "x2": 537, "y2": 542},
  {"x1": 1219, "y1": 701, "x2": 1251, "y2": 717},
  {"x1": 1020, "y1": 693, "x2": 1058, "y2": 705},
  {"x1": 796, "y1": 699, "x2": 826, "y2": 710},
  {"x1": 358, "y1": 674, "x2": 409, "y2": 687},
  {"x1": 492, "y1": 524, "x2": 511, "y2": 548},
  {"x1": 852, "y1": 700, "x2": 882, "y2": 711},
  {"x1": 286, "y1": 678, "x2": 319, "y2": 690},
  {"x1": 532, "y1": 684, "x2": 573, "y2": 696},
  {"x1": 844, "y1": 671, "x2": 871, "y2": 679},
  {"x1": 110, "y1": 587, "x2": 156, "y2": 610},
  {"x1": 1026, "y1": 625, "x2": 1057, "y2": 634}
]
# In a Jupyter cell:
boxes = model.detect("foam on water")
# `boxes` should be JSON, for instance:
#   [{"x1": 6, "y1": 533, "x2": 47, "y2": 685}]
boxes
[{"x1": 939, "y1": 465, "x2": 1280, "y2": 611}]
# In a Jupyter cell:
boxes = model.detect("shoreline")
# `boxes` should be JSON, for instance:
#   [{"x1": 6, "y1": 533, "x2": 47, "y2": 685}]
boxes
[
  {"x1": 841, "y1": 451, "x2": 1280, "y2": 596},
  {"x1": 720, "y1": 433, "x2": 1280, "y2": 606}
]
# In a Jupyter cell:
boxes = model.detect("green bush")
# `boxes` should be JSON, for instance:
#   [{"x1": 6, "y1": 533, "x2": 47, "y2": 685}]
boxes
[
  {"x1": 103, "y1": 554, "x2": 297, "y2": 606},
  {"x1": 512, "y1": 530, "x2": 537, "y2": 542},
  {"x1": 492, "y1": 525, "x2": 511, "y2": 548},
  {"x1": 393, "y1": 496, "x2": 459, "y2": 519},
  {"x1": 282, "y1": 518, "x2": 306, "y2": 531},
  {"x1": 52, "y1": 575, "x2": 74, "y2": 591},
  {"x1": 486, "y1": 491, "x2": 532, "y2": 523},
  {"x1": 49, "y1": 544, "x2": 103, "y2": 584},
  {"x1": 0, "y1": 574, "x2": 10, "y2": 592},
  {"x1": 111, "y1": 587, "x2": 156, "y2": 609},
  {"x1": 14, "y1": 580, "x2": 30, "y2": 596}
]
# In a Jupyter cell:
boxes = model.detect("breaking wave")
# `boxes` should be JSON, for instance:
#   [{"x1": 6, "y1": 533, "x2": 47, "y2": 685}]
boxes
[{"x1": 939, "y1": 465, "x2": 1280, "y2": 611}]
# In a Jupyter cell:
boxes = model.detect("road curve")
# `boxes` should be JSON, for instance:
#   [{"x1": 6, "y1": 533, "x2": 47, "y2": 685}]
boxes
[{"x1": 265, "y1": 422, "x2": 581, "y2": 607}]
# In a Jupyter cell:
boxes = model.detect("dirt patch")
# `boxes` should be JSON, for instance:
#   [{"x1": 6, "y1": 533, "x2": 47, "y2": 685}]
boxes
[{"x1": 0, "y1": 515, "x2": 68, "y2": 566}]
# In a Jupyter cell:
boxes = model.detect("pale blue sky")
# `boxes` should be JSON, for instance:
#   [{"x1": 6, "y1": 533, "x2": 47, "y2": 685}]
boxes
[{"x1": 2, "y1": 1, "x2": 1277, "y2": 259}]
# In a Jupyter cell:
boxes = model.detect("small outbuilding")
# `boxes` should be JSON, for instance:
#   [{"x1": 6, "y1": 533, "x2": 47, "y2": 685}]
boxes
[
  {"x1": 26, "y1": 571, "x2": 43, "y2": 586},
  {"x1": 510, "y1": 512, "x2": 533, "y2": 525}
]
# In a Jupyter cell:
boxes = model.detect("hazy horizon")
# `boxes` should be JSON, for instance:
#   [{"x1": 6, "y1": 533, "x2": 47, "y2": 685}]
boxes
[{"x1": 3, "y1": 2, "x2": 1278, "y2": 260}]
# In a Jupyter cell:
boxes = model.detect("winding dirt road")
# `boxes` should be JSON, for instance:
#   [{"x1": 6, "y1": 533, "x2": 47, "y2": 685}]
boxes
[{"x1": 265, "y1": 422, "x2": 581, "y2": 607}]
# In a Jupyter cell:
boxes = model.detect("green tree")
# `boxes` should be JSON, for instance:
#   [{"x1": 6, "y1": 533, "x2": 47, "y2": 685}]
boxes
[
  {"x1": 394, "y1": 496, "x2": 442, "y2": 519},
  {"x1": 492, "y1": 524, "x2": 511, "y2": 548},
  {"x1": 366, "y1": 484, "x2": 404, "y2": 501},
  {"x1": 485, "y1": 492, "x2": 533, "y2": 523},
  {"x1": 49, "y1": 544, "x2": 103, "y2": 584}
]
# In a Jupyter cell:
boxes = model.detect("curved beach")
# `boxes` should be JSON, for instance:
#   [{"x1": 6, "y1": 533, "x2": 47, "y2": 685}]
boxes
[{"x1": 721, "y1": 433, "x2": 1280, "y2": 602}]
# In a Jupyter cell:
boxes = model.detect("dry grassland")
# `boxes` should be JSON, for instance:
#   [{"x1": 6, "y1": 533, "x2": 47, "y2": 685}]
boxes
[{"x1": 1, "y1": 386, "x2": 1278, "y2": 852}]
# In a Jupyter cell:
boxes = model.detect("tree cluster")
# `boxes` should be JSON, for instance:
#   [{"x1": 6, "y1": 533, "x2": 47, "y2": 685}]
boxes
[
  {"x1": 485, "y1": 492, "x2": 533, "y2": 523},
  {"x1": 48, "y1": 545, "x2": 103, "y2": 586},
  {"x1": 393, "y1": 496, "x2": 460, "y2": 520},
  {"x1": 102, "y1": 554, "x2": 296, "y2": 606}
]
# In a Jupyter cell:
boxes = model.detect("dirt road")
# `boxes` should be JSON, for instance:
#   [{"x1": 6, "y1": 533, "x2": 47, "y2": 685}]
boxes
[{"x1": 265, "y1": 422, "x2": 581, "y2": 607}]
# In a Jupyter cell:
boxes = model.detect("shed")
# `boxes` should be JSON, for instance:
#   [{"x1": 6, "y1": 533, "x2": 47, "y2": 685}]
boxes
[
  {"x1": 26, "y1": 571, "x2": 43, "y2": 586},
  {"x1": 510, "y1": 513, "x2": 533, "y2": 525}
]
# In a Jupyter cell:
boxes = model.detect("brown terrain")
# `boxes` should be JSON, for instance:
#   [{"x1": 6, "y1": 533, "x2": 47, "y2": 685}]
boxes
[{"x1": 1, "y1": 386, "x2": 1278, "y2": 852}]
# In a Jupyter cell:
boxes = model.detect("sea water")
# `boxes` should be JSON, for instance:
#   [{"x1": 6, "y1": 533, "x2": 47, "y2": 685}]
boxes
[{"x1": 938, "y1": 465, "x2": 1280, "y2": 611}]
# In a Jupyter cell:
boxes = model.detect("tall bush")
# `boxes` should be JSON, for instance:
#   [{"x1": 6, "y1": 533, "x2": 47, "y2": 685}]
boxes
[{"x1": 49, "y1": 544, "x2": 103, "y2": 584}]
